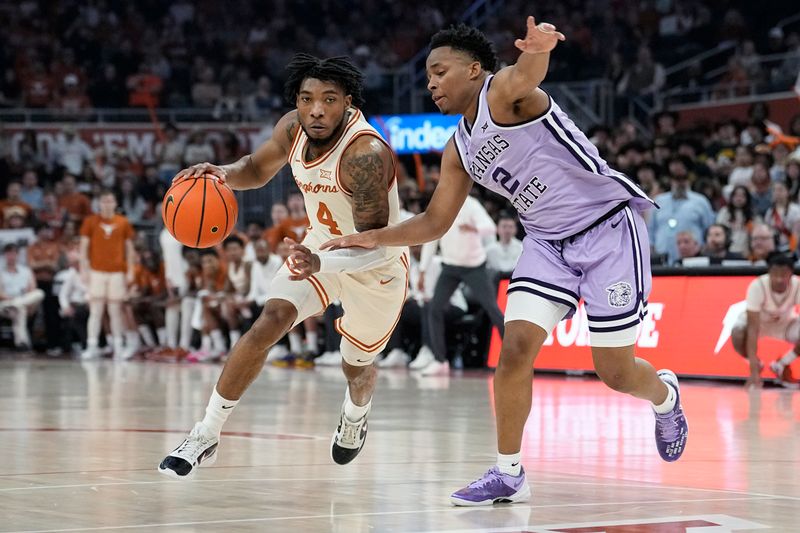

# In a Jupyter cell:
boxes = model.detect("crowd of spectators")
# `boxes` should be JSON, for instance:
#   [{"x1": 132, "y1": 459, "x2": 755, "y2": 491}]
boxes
[{"x1": 1, "y1": 1, "x2": 798, "y2": 118}]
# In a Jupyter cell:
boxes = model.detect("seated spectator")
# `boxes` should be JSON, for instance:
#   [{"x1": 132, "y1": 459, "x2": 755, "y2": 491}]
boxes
[
  {"x1": 750, "y1": 161, "x2": 773, "y2": 217},
  {"x1": 20, "y1": 170, "x2": 43, "y2": 210},
  {"x1": 764, "y1": 180, "x2": 800, "y2": 251},
  {"x1": 191, "y1": 67, "x2": 222, "y2": 108},
  {"x1": 56, "y1": 251, "x2": 89, "y2": 356},
  {"x1": 221, "y1": 235, "x2": 252, "y2": 349},
  {"x1": 702, "y1": 224, "x2": 745, "y2": 264},
  {"x1": 53, "y1": 127, "x2": 92, "y2": 177},
  {"x1": 126, "y1": 62, "x2": 163, "y2": 107},
  {"x1": 748, "y1": 223, "x2": 777, "y2": 264},
  {"x1": 717, "y1": 185, "x2": 758, "y2": 255},
  {"x1": 52, "y1": 74, "x2": 92, "y2": 114},
  {"x1": 268, "y1": 193, "x2": 309, "y2": 251},
  {"x1": 0, "y1": 182, "x2": 33, "y2": 228},
  {"x1": 155, "y1": 123, "x2": 185, "y2": 183},
  {"x1": 183, "y1": 130, "x2": 215, "y2": 166},
  {"x1": 58, "y1": 174, "x2": 92, "y2": 222},
  {"x1": 246, "y1": 239, "x2": 282, "y2": 312},
  {"x1": 117, "y1": 177, "x2": 148, "y2": 225},
  {"x1": 650, "y1": 157, "x2": 715, "y2": 264},
  {"x1": 264, "y1": 202, "x2": 289, "y2": 248},
  {"x1": 486, "y1": 214, "x2": 523, "y2": 277},
  {"x1": 243, "y1": 221, "x2": 265, "y2": 262},
  {"x1": 27, "y1": 223, "x2": 63, "y2": 352},
  {"x1": 0, "y1": 243, "x2": 45, "y2": 350},
  {"x1": 129, "y1": 248, "x2": 168, "y2": 350},
  {"x1": 674, "y1": 231, "x2": 703, "y2": 266},
  {"x1": 188, "y1": 249, "x2": 228, "y2": 362}
]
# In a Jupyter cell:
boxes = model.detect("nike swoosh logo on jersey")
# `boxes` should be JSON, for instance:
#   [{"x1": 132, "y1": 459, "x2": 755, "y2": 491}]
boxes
[
  {"x1": 610, "y1": 219, "x2": 622, "y2": 229},
  {"x1": 379, "y1": 277, "x2": 394, "y2": 285}
]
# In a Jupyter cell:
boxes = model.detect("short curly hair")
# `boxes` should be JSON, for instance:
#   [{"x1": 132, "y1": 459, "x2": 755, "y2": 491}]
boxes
[
  {"x1": 429, "y1": 24, "x2": 498, "y2": 72},
  {"x1": 284, "y1": 53, "x2": 365, "y2": 107}
]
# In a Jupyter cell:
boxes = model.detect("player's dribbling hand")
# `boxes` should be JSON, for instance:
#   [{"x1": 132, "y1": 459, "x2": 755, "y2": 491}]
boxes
[
  {"x1": 173, "y1": 163, "x2": 228, "y2": 185},
  {"x1": 514, "y1": 16, "x2": 566, "y2": 55},
  {"x1": 320, "y1": 230, "x2": 379, "y2": 251},
  {"x1": 285, "y1": 238, "x2": 320, "y2": 281}
]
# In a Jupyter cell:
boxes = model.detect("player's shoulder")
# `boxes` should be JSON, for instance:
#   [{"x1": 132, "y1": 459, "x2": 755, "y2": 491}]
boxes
[{"x1": 276, "y1": 110, "x2": 301, "y2": 145}]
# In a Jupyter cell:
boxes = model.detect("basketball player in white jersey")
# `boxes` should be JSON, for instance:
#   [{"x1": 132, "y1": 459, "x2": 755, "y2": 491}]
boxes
[
  {"x1": 731, "y1": 252, "x2": 800, "y2": 388},
  {"x1": 159, "y1": 55, "x2": 408, "y2": 478}
]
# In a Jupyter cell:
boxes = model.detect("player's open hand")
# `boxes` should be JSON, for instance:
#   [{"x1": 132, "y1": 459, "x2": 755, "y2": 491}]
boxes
[
  {"x1": 320, "y1": 230, "x2": 379, "y2": 251},
  {"x1": 285, "y1": 238, "x2": 320, "y2": 281},
  {"x1": 173, "y1": 163, "x2": 228, "y2": 185},
  {"x1": 514, "y1": 16, "x2": 565, "y2": 55}
]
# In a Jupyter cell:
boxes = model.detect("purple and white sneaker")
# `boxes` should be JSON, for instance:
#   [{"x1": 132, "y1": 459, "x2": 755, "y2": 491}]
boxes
[
  {"x1": 654, "y1": 369, "x2": 688, "y2": 462},
  {"x1": 450, "y1": 466, "x2": 531, "y2": 506}
]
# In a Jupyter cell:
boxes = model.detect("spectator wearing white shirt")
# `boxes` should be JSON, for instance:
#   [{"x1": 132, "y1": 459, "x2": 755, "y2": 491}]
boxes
[
  {"x1": 56, "y1": 251, "x2": 89, "y2": 355},
  {"x1": 159, "y1": 228, "x2": 193, "y2": 353},
  {"x1": 486, "y1": 214, "x2": 523, "y2": 277},
  {"x1": 247, "y1": 239, "x2": 282, "y2": 311},
  {"x1": 53, "y1": 126, "x2": 93, "y2": 176},
  {"x1": 0, "y1": 243, "x2": 45, "y2": 350},
  {"x1": 417, "y1": 195, "x2": 505, "y2": 375}
]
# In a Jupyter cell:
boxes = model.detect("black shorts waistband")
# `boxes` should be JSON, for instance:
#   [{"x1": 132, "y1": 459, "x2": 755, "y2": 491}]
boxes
[{"x1": 565, "y1": 201, "x2": 629, "y2": 242}]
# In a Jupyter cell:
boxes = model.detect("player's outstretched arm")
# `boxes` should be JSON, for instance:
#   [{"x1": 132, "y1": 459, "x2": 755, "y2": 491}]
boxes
[
  {"x1": 173, "y1": 111, "x2": 301, "y2": 191},
  {"x1": 321, "y1": 139, "x2": 473, "y2": 251},
  {"x1": 492, "y1": 15, "x2": 565, "y2": 106}
]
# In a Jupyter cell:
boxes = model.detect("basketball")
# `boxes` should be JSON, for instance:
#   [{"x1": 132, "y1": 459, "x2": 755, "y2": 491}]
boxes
[{"x1": 162, "y1": 175, "x2": 238, "y2": 248}]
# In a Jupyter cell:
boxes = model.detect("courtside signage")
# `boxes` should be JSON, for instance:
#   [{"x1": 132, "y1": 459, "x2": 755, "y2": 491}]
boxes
[{"x1": 368, "y1": 114, "x2": 459, "y2": 154}]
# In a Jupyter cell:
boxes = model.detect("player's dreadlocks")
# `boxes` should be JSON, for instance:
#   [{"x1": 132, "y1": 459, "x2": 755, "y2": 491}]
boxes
[
  {"x1": 284, "y1": 54, "x2": 365, "y2": 107},
  {"x1": 429, "y1": 23, "x2": 498, "y2": 72}
]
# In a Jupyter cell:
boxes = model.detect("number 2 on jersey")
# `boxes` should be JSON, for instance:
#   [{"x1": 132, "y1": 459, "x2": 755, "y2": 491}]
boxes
[{"x1": 316, "y1": 202, "x2": 342, "y2": 235}]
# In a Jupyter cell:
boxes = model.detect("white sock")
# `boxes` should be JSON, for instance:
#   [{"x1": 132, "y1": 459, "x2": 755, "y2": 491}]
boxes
[
  {"x1": 201, "y1": 335, "x2": 212, "y2": 352},
  {"x1": 156, "y1": 327, "x2": 167, "y2": 346},
  {"x1": 305, "y1": 331, "x2": 318, "y2": 353},
  {"x1": 652, "y1": 383, "x2": 677, "y2": 414},
  {"x1": 229, "y1": 329, "x2": 241, "y2": 347},
  {"x1": 288, "y1": 331, "x2": 303, "y2": 353},
  {"x1": 210, "y1": 329, "x2": 226, "y2": 352},
  {"x1": 343, "y1": 387, "x2": 370, "y2": 421},
  {"x1": 125, "y1": 330, "x2": 140, "y2": 349},
  {"x1": 200, "y1": 387, "x2": 238, "y2": 436},
  {"x1": 138, "y1": 325, "x2": 156, "y2": 347},
  {"x1": 496, "y1": 452, "x2": 522, "y2": 476},
  {"x1": 779, "y1": 349, "x2": 798, "y2": 366}
]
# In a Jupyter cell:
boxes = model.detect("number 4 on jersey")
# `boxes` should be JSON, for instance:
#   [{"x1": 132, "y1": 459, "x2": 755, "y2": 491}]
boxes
[{"x1": 316, "y1": 202, "x2": 342, "y2": 235}]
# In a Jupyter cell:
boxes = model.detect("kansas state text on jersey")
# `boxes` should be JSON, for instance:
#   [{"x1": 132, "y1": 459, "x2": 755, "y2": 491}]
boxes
[{"x1": 452, "y1": 75, "x2": 654, "y2": 240}]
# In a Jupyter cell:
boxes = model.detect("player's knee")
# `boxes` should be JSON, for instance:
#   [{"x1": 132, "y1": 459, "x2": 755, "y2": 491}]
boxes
[
  {"x1": 497, "y1": 335, "x2": 533, "y2": 373},
  {"x1": 249, "y1": 302, "x2": 297, "y2": 347},
  {"x1": 596, "y1": 366, "x2": 635, "y2": 393}
]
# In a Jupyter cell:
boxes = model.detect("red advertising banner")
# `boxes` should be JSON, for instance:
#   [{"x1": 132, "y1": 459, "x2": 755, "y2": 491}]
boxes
[{"x1": 488, "y1": 276, "x2": 797, "y2": 379}]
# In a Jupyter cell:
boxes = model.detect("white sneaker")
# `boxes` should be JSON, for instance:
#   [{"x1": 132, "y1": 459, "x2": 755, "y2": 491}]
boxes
[
  {"x1": 409, "y1": 346, "x2": 435, "y2": 370},
  {"x1": 266, "y1": 344, "x2": 289, "y2": 362},
  {"x1": 330, "y1": 403, "x2": 370, "y2": 465},
  {"x1": 158, "y1": 422, "x2": 219, "y2": 479},
  {"x1": 316, "y1": 351, "x2": 342, "y2": 366},
  {"x1": 378, "y1": 348, "x2": 409, "y2": 368},
  {"x1": 80, "y1": 346, "x2": 101, "y2": 360},
  {"x1": 420, "y1": 359, "x2": 450, "y2": 376}
]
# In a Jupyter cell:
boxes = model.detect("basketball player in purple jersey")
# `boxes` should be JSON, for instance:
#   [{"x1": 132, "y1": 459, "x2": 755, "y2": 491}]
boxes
[{"x1": 320, "y1": 19, "x2": 688, "y2": 505}]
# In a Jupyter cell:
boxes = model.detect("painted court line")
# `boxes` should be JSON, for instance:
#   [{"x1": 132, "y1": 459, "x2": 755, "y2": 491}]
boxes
[{"x1": 7, "y1": 496, "x2": 776, "y2": 533}]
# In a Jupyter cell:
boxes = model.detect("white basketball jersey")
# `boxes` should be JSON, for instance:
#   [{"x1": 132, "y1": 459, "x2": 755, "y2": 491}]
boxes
[
  {"x1": 287, "y1": 108, "x2": 404, "y2": 262},
  {"x1": 746, "y1": 274, "x2": 800, "y2": 323}
]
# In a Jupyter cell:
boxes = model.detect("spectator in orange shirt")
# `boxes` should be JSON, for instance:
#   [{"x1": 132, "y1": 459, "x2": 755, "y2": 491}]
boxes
[
  {"x1": 59, "y1": 174, "x2": 92, "y2": 222},
  {"x1": 263, "y1": 202, "x2": 288, "y2": 250},
  {"x1": 0, "y1": 182, "x2": 33, "y2": 228},
  {"x1": 129, "y1": 248, "x2": 168, "y2": 351},
  {"x1": 79, "y1": 190, "x2": 136, "y2": 360},
  {"x1": 27, "y1": 223, "x2": 64, "y2": 353},
  {"x1": 267, "y1": 192, "x2": 308, "y2": 250},
  {"x1": 127, "y1": 62, "x2": 164, "y2": 108},
  {"x1": 187, "y1": 249, "x2": 229, "y2": 362}
]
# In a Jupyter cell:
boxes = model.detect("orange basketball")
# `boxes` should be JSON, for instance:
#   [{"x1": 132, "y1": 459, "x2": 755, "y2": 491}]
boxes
[{"x1": 162, "y1": 175, "x2": 238, "y2": 248}]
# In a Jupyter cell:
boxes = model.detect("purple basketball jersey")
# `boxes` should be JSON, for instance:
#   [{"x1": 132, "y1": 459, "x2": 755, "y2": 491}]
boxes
[{"x1": 452, "y1": 75, "x2": 654, "y2": 240}]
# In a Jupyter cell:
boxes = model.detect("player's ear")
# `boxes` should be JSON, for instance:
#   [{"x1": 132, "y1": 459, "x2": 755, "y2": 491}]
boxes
[
  {"x1": 468, "y1": 61, "x2": 483, "y2": 80},
  {"x1": 344, "y1": 94, "x2": 352, "y2": 108}
]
